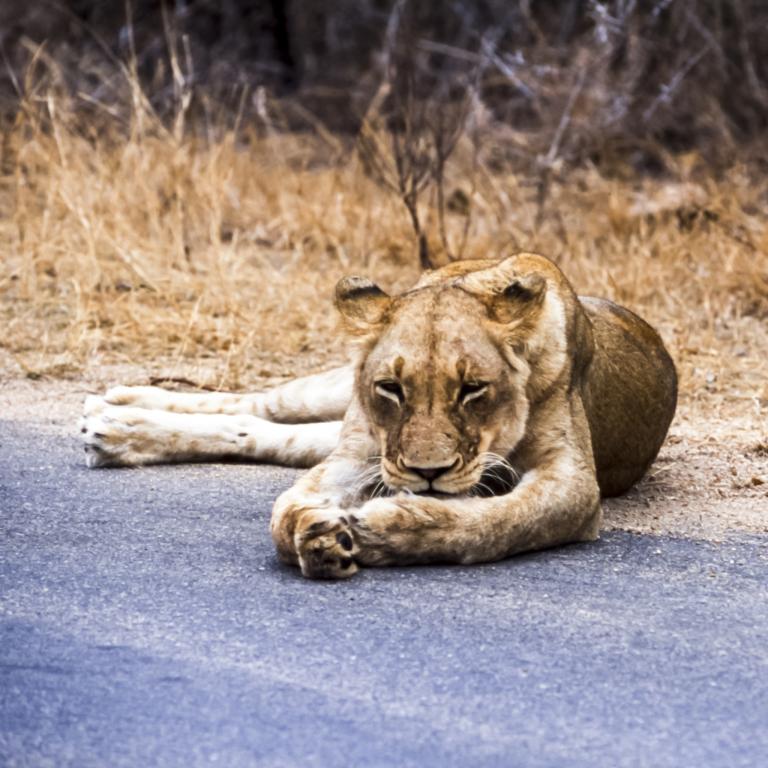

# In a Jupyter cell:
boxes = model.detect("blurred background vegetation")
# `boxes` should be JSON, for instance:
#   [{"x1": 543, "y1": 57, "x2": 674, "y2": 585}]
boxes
[
  {"x1": 0, "y1": 1, "x2": 765, "y2": 421},
  {"x1": 3, "y1": 0, "x2": 768, "y2": 166}
]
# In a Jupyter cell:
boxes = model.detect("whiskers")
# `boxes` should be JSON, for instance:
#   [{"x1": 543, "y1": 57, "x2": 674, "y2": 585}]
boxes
[
  {"x1": 369, "y1": 478, "x2": 395, "y2": 499},
  {"x1": 470, "y1": 452, "x2": 520, "y2": 497},
  {"x1": 351, "y1": 455, "x2": 395, "y2": 501}
]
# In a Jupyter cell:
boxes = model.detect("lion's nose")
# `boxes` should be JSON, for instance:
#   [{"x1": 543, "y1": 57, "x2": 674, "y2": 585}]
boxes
[{"x1": 403, "y1": 458, "x2": 459, "y2": 482}]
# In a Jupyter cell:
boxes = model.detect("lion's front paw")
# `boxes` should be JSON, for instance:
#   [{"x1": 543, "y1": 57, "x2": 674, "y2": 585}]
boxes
[{"x1": 295, "y1": 513, "x2": 360, "y2": 580}]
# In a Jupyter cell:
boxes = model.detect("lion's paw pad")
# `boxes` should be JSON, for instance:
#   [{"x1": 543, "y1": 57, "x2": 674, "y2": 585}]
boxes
[{"x1": 296, "y1": 517, "x2": 360, "y2": 579}]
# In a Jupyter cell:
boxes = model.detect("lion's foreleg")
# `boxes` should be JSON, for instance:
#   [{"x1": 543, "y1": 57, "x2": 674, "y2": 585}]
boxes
[
  {"x1": 292, "y1": 457, "x2": 601, "y2": 578},
  {"x1": 100, "y1": 365, "x2": 354, "y2": 423},
  {"x1": 269, "y1": 454, "x2": 376, "y2": 576},
  {"x1": 81, "y1": 406, "x2": 342, "y2": 468},
  {"x1": 270, "y1": 400, "x2": 381, "y2": 576},
  {"x1": 357, "y1": 468, "x2": 601, "y2": 566}
]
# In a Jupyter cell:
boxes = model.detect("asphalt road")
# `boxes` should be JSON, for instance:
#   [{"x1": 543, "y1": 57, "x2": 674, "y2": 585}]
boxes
[{"x1": 1, "y1": 419, "x2": 767, "y2": 767}]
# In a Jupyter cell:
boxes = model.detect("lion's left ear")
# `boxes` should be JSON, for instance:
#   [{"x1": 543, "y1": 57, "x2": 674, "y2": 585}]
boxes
[
  {"x1": 335, "y1": 276, "x2": 391, "y2": 334},
  {"x1": 461, "y1": 258, "x2": 547, "y2": 323},
  {"x1": 487, "y1": 273, "x2": 547, "y2": 322}
]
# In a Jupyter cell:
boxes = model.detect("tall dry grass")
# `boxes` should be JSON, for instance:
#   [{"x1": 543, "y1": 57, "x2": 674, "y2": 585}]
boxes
[{"x1": 0, "y1": 57, "x2": 766, "y2": 427}]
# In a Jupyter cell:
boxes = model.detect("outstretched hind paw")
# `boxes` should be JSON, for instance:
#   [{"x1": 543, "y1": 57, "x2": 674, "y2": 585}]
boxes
[{"x1": 80, "y1": 405, "x2": 172, "y2": 467}]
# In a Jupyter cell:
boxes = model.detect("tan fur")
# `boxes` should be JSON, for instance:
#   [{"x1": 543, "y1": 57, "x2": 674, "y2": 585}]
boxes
[
  {"x1": 271, "y1": 253, "x2": 677, "y2": 578},
  {"x1": 82, "y1": 253, "x2": 677, "y2": 580}
]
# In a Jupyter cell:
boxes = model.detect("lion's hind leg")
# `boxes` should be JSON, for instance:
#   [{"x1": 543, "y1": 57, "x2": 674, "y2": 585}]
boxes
[
  {"x1": 81, "y1": 402, "x2": 341, "y2": 468},
  {"x1": 100, "y1": 385, "x2": 261, "y2": 416},
  {"x1": 101, "y1": 365, "x2": 354, "y2": 423}
]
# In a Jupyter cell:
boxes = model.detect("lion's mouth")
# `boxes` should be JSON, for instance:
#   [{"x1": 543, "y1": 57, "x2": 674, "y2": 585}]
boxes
[
  {"x1": 375, "y1": 474, "x2": 465, "y2": 497},
  {"x1": 413, "y1": 487, "x2": 454, "y2": 497},
  {"x1": 397, "y1": 477, "x2": 478, "y2": 497},
  {"x1": 377, "y1": 456, "x2": 519, "y2": 498}
]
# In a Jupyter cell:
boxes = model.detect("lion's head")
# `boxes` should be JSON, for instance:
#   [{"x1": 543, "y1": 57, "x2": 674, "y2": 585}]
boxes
[{"x1": 335, "y1": 254, "x2": 591, "y2": 496}]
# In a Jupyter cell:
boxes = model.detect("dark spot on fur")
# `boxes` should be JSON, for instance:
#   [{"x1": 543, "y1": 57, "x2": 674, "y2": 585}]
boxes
[
  {"x1": 340, "y1": 557, "x2": 354, "y2": 569},
  {"x1": 238, "y1": 432, "x2": 247, "y2": 437},
  {"x1": 81, "y1": 426, "x2": 87, "y2": 433},
  {"x1": 336, "y1": 531, "x2": 353, "y2": 550},
  {"x1": 349, "y1": 515, "x2": 359, "y2": 524}
]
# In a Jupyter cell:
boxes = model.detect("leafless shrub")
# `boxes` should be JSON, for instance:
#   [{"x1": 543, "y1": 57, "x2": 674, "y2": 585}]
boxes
[{"x1": 357, "y1": 0, "x2": 487, "y2": 267}]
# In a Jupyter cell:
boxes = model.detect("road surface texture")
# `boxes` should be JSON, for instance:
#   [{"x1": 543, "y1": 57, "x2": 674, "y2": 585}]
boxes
[{"x1": 1, "y1": 419, "x2": 766, "y2": 767}]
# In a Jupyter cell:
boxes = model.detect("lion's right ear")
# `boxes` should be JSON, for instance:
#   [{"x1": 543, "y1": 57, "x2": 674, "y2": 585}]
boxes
[{"x1": 335, "y1": 276, "x2": 391, "y2": 334}]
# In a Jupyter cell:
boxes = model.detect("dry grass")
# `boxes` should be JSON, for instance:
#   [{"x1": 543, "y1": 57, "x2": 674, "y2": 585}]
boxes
[{"x1": 0, "y1": 79, "x2": 766, "y2": 436}]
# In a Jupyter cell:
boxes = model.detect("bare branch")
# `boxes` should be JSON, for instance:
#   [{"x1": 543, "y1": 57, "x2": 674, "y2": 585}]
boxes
[
  {"x1": 535, "y1": 65, "x2": 588, "y2": 227},
  {"x1": 357, "y1": 0, "x2": 484, "y2": 269}
]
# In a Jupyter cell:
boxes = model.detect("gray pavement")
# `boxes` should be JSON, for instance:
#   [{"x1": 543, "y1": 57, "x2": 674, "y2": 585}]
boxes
[{"x1": 1, "y1": 419, "x2": 767, "y2": 767}]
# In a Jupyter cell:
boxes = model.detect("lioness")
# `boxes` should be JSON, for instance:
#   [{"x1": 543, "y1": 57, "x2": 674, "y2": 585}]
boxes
[{"x1": 82, "y1": 253, "x2": 677, "y2": 579}]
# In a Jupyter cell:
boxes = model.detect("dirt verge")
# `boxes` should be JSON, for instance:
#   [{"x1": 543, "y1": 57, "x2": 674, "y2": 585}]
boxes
[{"x1": 2, "y1": 363, "x2": 765, "y2": 542}]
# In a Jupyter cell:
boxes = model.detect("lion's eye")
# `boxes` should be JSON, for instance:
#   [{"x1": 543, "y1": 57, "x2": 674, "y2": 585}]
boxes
[
  {"x1": 459, "y1": 382, "x2": 488, "y2": 404},
  {"x1": 375, "y1": 380, "x2": 404, "y2": 405}
]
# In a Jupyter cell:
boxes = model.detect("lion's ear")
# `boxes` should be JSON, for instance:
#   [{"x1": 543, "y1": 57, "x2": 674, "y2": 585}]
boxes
[
  {"x1": 335, "y1": 276, "x2": 391, "y2": 333},
  {"x1": 488, "y1": 273, "x2": 547, "y2": 322},
  {"x1": 461, "y1": 258, "x2": 547, "y2": 323}
]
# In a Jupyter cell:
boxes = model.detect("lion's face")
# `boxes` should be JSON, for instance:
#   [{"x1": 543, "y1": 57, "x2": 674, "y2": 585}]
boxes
[
  {"x1": 360, "y1": 290, "x2": 528, "y2": 494},
  {"x1": 336, "y1": 257, "x2": 566, "y2": 496}
]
